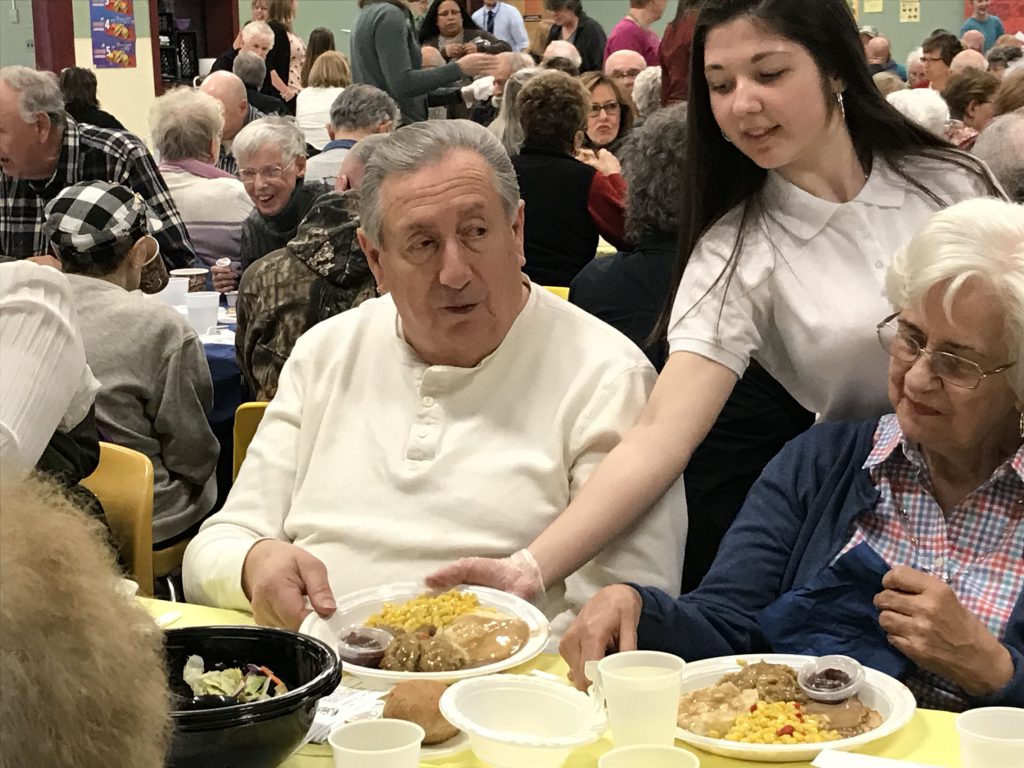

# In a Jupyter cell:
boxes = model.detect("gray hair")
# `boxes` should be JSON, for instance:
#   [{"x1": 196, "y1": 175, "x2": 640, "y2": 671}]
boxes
[
  {"x1": 329, "y1": 84, "x2": 400, "y2": 131},
  {"x1": 972, "y1": 111, "x2": 1024, "y2": 203},
  {"x1": 359, "y1": 120, "x2": 520, "y2": 246},
  {"x1": 233, "y1": 51, "x2": 267, "y2": 90},
  {"x1": 490, "y1": 66, "x2": 542, "y2": 156},
  {"x1": 886, "y1": 89, "x2": 949, "y2": 137},
  {"x1": 232, "y1": 115, "x2": 306, "y2": 166},
  {"x1": 618, "y1": 102, "x2": 687, "y2": 243},
  {"x1": 543, "y1": 40, "x2": 582, "y2": 68},
  {"x1": 631, "y1": 65, "x2": 662, "y2": 121},
  {"x1": 347, "y1": 132, "x2": 390, "y2": 167},
  {"x1": 885, "y1": 197, "x2": 1024, "y2": 400},
  {"x1": 241, "y1": 19, "x2": 274, "y2": 45},
  {"x1": 0, "y1": 66, "x2": 66, "y2": 129},
  {"x1": 149, "y1": 87, "x2": 224, "y2": 162},
  {"x1": 906, "y1": 46, "x2": 924, "y2": 74}
]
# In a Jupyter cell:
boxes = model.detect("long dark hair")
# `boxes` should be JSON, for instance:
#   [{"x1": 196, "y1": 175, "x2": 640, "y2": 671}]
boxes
[
  {"x1": 59, "y1": 67, "x2": 99, "y2": 111},
  {"x1": 654, "y1": 0, "x2": 1001, "y2": 338},
  {"x1": 418, "y1": 0, "x2": 479, "y2": 44},
  {"x1": 301, "y1": 27, "x2": 336, "y2": 87}
]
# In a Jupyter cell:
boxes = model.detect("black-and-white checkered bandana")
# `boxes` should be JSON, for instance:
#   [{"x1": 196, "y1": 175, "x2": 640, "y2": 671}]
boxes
[{"x1": 42, "y1": 180, "x2": 163, "y2": 258}]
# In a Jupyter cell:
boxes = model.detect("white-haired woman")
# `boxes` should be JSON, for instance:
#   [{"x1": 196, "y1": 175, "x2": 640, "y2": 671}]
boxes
[
  {"x1": 232, "y1": 115, "x2": 329, "y2": 272},
  {"x1": 488, "y1": 65, "x2": 541, "y2": 155},
  {"x1": 562, "y1": 197, "x2": 1024, "y2": 712},
  {"x1": 150, "y1": 87, "x2": 253, "y2": 292}
]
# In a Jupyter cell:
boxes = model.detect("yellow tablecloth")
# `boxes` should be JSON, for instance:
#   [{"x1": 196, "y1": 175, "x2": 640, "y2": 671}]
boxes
[{"x1": 145, "y1": 599, "x2": 960, "y2": 768}]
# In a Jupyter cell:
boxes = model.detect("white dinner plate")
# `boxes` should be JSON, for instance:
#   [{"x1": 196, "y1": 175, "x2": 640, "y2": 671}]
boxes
[
  {"x1": 420, "y1": 729, "x2": 470, "y2": 760},
  {"x1": 674, "y1": 654, "x2": 917, "y2": 763},
  {"x1": 299, "y1": 583, "x2": 550, "y2": 684}
]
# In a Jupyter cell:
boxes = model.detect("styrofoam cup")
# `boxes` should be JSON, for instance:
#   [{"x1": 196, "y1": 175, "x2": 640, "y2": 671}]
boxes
[
  {"x1": 185, "y1": 291, "x2": 219, "y2": 335},
  {"x1": 225, "y1": 290, "x2": 238, "y2": 308},
  {"x1": 328, "y1": 719, "x2": 423, "y2": 768},
  {"x1": 157, "y1": 276, "x2": 188, "y2": 306},
  {"x1": 599, "y1": 745, "x2": 701, "y2": 768},
  {"x1": 956, "y1": 707, "x2": 1024, "y2": 768},
  {"x1": 587, "y1": 651, "x2": 685, "y2": 747}
]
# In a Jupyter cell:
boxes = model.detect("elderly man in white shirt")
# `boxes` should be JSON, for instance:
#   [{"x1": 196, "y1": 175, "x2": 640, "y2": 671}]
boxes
[
  {"x1": 472, "y1": 0, "x2": 529, "y2": 52},
  {"x1": 183, "y1": 120, "x2": 686, "y2": 630}
]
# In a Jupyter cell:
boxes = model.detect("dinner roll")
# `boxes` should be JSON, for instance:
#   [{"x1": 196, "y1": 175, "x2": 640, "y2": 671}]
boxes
[{"x1": 382, "y1": 680, "x2": 460, "y2": 745}]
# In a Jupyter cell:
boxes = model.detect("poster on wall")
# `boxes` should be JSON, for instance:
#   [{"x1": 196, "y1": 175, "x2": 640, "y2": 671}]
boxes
[
  {"x1": 899, "y1": 0, "x2": 920, "y2": 23},
  {"x1": 90, "y1": 0, "x2": 137, "y2": 68},
  {"x1": 963, "y1": 0, "x2": 1024, "y2": 40},
  {"x1": 847, "y1": 0, "x2": 859, "y2": 22}
]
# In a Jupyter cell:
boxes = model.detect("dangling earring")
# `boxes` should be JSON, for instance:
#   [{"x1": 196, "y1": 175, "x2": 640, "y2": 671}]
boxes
[
  {"x1": 837, "y1": 91, "x2": 846, "y2": 120},
  {"x1": 722, "y1": 131, "x2": 732, "y2": 143},
  {"x1": 1019, "y1": 411, "x2": 1023, "y2": 439}
]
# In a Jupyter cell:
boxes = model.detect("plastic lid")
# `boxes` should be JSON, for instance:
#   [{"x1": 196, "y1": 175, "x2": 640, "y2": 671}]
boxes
[{"x1": 797, "y1": 655, "x2": 864, "y2": 703}]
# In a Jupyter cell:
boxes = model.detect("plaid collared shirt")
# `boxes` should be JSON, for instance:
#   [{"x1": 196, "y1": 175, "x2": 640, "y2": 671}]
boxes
[
  {"x1": 840, "y1": 413, "x2": 1024, "y2": 710},
  {"x1": 0, "y1": 118, "x2": 195, "y2": 269},
  {"x1": 217, "y1": 105, "x2": 265, "y2": 177}
]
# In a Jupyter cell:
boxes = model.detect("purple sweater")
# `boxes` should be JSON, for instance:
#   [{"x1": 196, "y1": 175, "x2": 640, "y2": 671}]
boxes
[{"x1": 604, "y1": 17, "x2": 660, "y2": 65}]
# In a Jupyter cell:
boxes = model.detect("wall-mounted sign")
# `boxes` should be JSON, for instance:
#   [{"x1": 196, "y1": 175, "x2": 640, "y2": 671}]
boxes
[{"x1": 90, "y1": 0, "x2": 137, "y2": 68}]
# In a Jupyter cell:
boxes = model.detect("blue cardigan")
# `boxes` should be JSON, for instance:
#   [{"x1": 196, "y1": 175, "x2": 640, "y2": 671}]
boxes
[{"x1": 634, "y1": 420, "x2": 1024, "y2": 708}]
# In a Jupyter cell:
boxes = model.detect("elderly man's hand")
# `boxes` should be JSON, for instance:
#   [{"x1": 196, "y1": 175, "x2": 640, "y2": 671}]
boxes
[
  {"x1": 457, "y1": 53, "x2": 499, "y2": 77},
  {"x1": 211, "y1": 264, "x2": 238, "y2": 293},
  {"x1": 242, "y1": 539, "x2": 337, "y2": 630},
  {"x1": 425, "y1": 548, "x2": 544, "y2": 599},
  {"x1": 875, "y1": 565, "x2": 1015, "y2": 696},
  {"x1": 560, "y1": 585, "x2": 642, "y2": 691}
]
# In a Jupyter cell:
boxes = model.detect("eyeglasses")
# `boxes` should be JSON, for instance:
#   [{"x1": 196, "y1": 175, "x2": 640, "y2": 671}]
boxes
[
  {"x1": 239, "y1": 161, "x2": 294, "y2": 185},
  {"x1": 875, "y1": 313, "x2": 1016, "y2": 389},
  {"x1": 589, "y1": 101, "x2": 621, "y2": 117},
  {"x1": 610, "y1": 69, "x2": 642, "y2": 80}
]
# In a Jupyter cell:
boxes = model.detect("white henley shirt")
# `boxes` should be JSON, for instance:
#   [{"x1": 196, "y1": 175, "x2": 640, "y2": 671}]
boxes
[{"x1": 184, "y1": 283, "x2": 687, "y2": 621}]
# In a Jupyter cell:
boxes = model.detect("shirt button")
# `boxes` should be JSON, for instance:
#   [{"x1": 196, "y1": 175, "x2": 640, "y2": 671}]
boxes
[
  {"x1": 875, "y1": 261, "x2": 884, "y2": 269},
  {"x1": 422, "y1": 396, "x2": 435, "y2": 408},
  {"x1": 417, "y1": 429, "x2": 429, "y2": 439},
  {"x1": 933, "y1": 557, "x2": 944, "y2": 569}
]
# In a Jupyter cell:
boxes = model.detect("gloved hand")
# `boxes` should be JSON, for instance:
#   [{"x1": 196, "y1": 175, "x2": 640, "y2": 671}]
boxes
[{"x1": 425, "y1": 548, "x2": 544, "y2": 600}]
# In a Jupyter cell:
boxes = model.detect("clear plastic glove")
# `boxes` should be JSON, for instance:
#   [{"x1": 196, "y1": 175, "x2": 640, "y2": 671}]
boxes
[
  {"x1": 425, "y1": 548, "x2": 544, "y2": 600},
  {"x1": 468, "y1": 75, "x2": 495, "y2": 103}
]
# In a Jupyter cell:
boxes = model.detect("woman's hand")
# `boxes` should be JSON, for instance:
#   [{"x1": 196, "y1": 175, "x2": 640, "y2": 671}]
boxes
[
  {"x1": 462, "y1": 42, "x2": 478, "y2": 55},
  {"x1": 875, "y1": 565, "x2": 1015, "y2": 696},
  {"x1": 444, "y1": 42, "x2": 466, "y2": 60},
  {"x1": 560, "y1": 585, "x2": 643, "y2": 691},
  {"x1": 425, "y1": 549, "x2": 544, "y2": 600},
  {"x1": 576, "y1": 148, "x2": 621, "y2": 177},
  {"x1": 457, "y1": 53, "x2": 499, "y2": 77}
]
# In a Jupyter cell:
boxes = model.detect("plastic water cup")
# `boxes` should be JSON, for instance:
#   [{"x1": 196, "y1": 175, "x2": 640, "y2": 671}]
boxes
[
  {"x1": 956, "y1": 706, "x2": 1024, "y2": 768},
  {"x1": 225, "y1": 290, "x2": 238, "y2": 308},
  {"x1": 170, "y1": 267, "x2": 210, "y2": 292},
  {"x1": 185, "y1": 291, "x2": 219, "y2": 335},
  {"x1": 599, "y1": 745, "x2": 701, "y2": 768},
  {"x1": 587, "y1": 651, "x2": 685, "y2": 747},
  {"x1": 157, "y1": 276, "x2": 188, "y2": 306},
  {"x1": 328, "y1": 719, "x2": 424, "y2": 768}
]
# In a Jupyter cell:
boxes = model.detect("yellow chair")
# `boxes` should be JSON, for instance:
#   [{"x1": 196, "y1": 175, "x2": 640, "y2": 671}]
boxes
[
  {"x1": 544, "y1": 285, "x2": 570, "y2": 300},
  {"x1": 233, "y1": 401, "x2": 269, "y2": 480},
  {"x1": 82, "y1": 442, "x2": 155, "y2": 597}
]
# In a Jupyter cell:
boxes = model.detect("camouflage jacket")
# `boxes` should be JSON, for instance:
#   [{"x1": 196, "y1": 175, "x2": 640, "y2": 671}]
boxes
[{"x1": 235, "y1": 190, "x2": 376, "y2": 400}]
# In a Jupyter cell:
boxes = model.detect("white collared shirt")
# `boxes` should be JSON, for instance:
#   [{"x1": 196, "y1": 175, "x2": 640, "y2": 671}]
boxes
[
  {"x1": 184, "y1": 285, "x2": 686, "y2": 623},
  {"x1": 472, "y1": 1, "x2": 529, "y2": 51},
  {"x1": 667, "y1": 154, "x2": 995, "y2": 420}
]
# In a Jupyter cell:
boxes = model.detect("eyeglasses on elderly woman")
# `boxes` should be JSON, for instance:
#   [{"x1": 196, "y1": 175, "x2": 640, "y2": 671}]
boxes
[{"x1": 876, "y1": 312, "x2": 1017, "y2": 389}]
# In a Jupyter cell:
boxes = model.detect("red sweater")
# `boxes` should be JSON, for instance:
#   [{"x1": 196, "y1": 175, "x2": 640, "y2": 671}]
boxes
[{"x1": 659, "y1": 11, "x2": 698, "y2": 105}]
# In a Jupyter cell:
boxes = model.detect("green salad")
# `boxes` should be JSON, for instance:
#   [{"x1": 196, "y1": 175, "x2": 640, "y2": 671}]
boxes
[{"x1": 182, "y1": 655, "x2": 288, "y2": 703}]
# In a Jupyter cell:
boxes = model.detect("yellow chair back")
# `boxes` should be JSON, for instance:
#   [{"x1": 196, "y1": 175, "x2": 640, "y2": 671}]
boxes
[
  {"x1": 233, "y1": 401, "x2": 269, "y2": 480},
  {"x1": 544, "y1": 285, "x2": 570, "y2": 300},
  {"x1": 81, "y1": 442, "x2": 154, "y2": 596}
]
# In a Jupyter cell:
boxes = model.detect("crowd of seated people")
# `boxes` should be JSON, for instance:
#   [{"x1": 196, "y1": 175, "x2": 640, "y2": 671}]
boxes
[{"x1": 2, "y1": 0, "x2": 1023, "y2": 736}]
